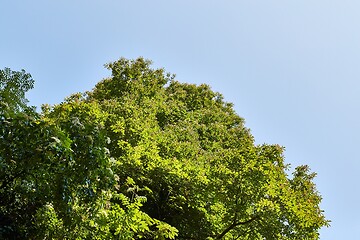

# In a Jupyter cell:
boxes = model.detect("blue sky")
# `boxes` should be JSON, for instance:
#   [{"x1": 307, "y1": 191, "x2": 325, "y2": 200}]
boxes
[{"x1": 1, "y1": 1, "x2": 359, "y2": 238}]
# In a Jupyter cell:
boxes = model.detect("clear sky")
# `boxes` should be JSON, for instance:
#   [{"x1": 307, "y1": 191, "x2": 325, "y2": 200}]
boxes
[{"x1": 1, "y1": 1, "x2": 359, "y2": 239}]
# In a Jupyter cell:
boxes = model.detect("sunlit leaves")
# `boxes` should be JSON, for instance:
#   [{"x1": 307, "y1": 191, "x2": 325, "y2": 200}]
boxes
[{"x1": 0, "y1": 60, "x2": 328, "y2": 239}]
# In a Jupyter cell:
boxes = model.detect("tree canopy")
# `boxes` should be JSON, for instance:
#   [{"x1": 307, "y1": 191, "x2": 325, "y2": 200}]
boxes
[{"x1": 0, "y1": 59, "x2": 329, "y2": 239}]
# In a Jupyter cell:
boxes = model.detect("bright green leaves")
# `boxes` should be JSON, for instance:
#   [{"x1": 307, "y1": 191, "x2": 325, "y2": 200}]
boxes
[
  {"x1": 90, "y1": 57, "x2": 174, "y2": 103},
  {"x1": 86, "y1": 58, "x2": 328, "y2": 239},
  {"x1": 0, "y1": 60, "x2": 328, "y2": 239},
  {"x1": 34, "y1": 85, "x2": 179, "y2": 239}
]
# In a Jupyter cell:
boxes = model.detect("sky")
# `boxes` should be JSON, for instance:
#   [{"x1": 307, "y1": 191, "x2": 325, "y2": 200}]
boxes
[{"x1": 1, "y1": 1, "x2": 359, "y2": 239}]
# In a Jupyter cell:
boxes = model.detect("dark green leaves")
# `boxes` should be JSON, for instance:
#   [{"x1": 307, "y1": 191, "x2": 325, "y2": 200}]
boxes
[{"x1": 0, "y1": 68, "x2": 34, "y2": 117}]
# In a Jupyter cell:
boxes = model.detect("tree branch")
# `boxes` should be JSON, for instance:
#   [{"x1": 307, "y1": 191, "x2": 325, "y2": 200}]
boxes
[{"x1": 215, "y1": 215, "x2": 259, "y2": 239}]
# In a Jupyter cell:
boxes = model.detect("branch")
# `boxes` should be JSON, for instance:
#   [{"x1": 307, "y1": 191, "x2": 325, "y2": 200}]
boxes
[{"x1": 215, "y1": 215, "x2": 259, "y2": 239}]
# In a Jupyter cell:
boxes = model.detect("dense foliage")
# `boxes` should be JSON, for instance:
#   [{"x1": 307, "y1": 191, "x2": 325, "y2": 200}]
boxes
[
  {"x1": 0, "y1": 59, "x2": 329, "y2": 239},
  {"x1": 0, "y1": 68, "x2": 34, "y2": 117}
]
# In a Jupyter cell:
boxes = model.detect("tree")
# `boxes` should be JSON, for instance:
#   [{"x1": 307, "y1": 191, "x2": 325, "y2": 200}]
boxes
[
  {"x1": 0, "y1": 59, "x2": 329, "y2": 239},
  {"x1": 0, "y1": 68, "x2": 34, "y2": 117},
  {"x1": 85, "y1": 58, "x2": 329, "y2": 239}
]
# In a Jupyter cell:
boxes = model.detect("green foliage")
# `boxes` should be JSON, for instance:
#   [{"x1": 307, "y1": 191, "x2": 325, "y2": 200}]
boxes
[
  {"x1": 0, "y1": 59, "x2": 329, "y2": 239},
  {"x1": 0, "y1": 68, "x2": 34, "y2": 117},
  {"x1": 0, "y1": 111, "x2": 70, "y2": 238}
]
